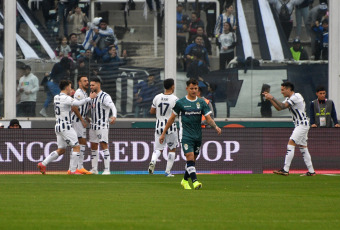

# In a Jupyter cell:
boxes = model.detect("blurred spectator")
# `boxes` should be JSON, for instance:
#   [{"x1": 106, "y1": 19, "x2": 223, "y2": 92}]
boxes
[
  {"x1": 312, "y1": 18, "x2": 328, "y2": 60},
  {"x1": 204, "y1": 2, "x2": 218, "y2": 38},
  {"x1": 69, "y1": 33, "x2": 84, "y2": 60},
  {"x1": 67, "y1": 5, "x2": 88, "y2": 43},
  {"x1": 92, "y1": 19, "x2": 117, "y2": 50},
  {"x1": 198, "y1": 87, "x2": 214, "y2": 128},
  {"x1": 17, "y1": 65, "x2": 39, "y2": 117},
  {"x1": 0, "y1": 123, "x2": 4, "y2": 128},
  {"x1": 176, "y1": 3, "x2": 190, "y2": 70},
  {"x1": 307, "y1": 2, "x2": 328, "y2": 58},
  {"x1": 218, "y1": 0, "x2": 234, "y2": 14},
  {"x1": 55, "y1": 36, "x2": 71, "y2": 58},
  {"x1": 92, "y1": 35, "x2": 116, "y2": 63},
  {"x1": 188, "y1": 26, "x2": 212, "y2": 55},
  {"x1": 206, "y1": 83, "x2": 217, "y2": 117},
  {"x1": 57, "y1": 0, "x2": 79, "y2": 37},
  {"x1": 290, "y1": 38, "x2": 309, "y2": 61},
  {"x1": 100, "y1": 46, "x2": 128, "y2": 103},
  {"x1": 295, "y1": 0, "x2": 312, "y2": 39},
  {"x1": 42, "y1": 0, "x2": 58, "y2": 38},
  {"x1": 40, "y1": 57, "x2": 73, "y2": 117},
  {"x1": 188, "y1": 12, "x2": 205, "y2": 44},
  {"x1": 218, "y1": 22, "x2": 236, "y2": 70},
  {"x1": 260, "y1": 84, "x2": 272, "y2": 118},
  {"x1": 268, "y1": 0, "x2": 303, "y2": 41},
  {"x1": 134, "y1": 75, "x2": 161, "y2": 118},
  {"x1": 214, "y1": 4, "x2": 237, "y2": 39},
  {"x1": 185, "y1": 35, "x2": 210, "y2": 81},
  {"x1": 8, "y1": 119, "x2": 21, "y2": 129},
  {"x1": 310, "y1": 85, "x2": 339, "y2": 128}
]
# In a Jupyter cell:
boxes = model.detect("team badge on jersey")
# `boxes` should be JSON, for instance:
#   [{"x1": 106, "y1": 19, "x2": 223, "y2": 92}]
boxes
[
  {"x1": 184, "y1": 144, "x2": 188, "y2": 150},
  {"x1": 196, "y1": 102, "x2": 200, "y2": 109}
]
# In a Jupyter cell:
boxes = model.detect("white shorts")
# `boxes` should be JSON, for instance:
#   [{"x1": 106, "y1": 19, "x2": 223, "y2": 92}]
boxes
[
  {"x1": 56, "y1": 128, "x2": 79, "y2": 149},
  {"x1": 154, "y1": 132, "x2": 178, "y2": 151},
  {"x1": 290, "y1": 125, "x2": 309, "y2": 146},
  {"x1": 89, "y1": 128, "x2": 109, "y2": 143},
  {"x1": 72, "y1": 121, "x2": 86, "y2": 139}
]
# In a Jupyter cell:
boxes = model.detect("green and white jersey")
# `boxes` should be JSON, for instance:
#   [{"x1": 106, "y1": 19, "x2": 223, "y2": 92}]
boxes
[{"x1": 173, "y1": 96, "x2": 212, "y2": 141}]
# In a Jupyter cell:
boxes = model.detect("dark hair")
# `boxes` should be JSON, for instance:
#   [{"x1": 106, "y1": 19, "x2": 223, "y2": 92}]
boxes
[
  {"x1": 198, "y1": 87, "x2": 203, "y2": 93},
  {"x1": 194, "y1": 35, "x2": 203, "y2": 41},
  {"x1": 225, "y1": 4, "x2": 233, "y2": 9},
  {"x1": 77, "y1": 75, "x2": 88, "y2": 83},
  {"x1": 60, "y1": 57, "x2": 71, "y2": 69},
  {"x1": 261, "y1": 84, "x2": 271, "y2": 93},
  {"x1": 316, "y1": 85, "x2": 326, "y2": 92},
  {"x1": 24, "y1": 65, "x2": 31, "y2": 70},
  {"x1": 69, "y1": 33, "x2": 77, "y2": 39},
  {"x1": 59, "y1": 80, "x2": 72, "y2": 90},
  {"x1": 186, "y1": 78, "x2": 198, "y2": 86},
  {"x1": 91, "y1": 76, "x2": 102, "y2": 84},
  {"x1": 197, "y1": 26, "x2": 204, "y2": 30},
  {"x1": 223, "y1": 21, "x2": 233, "y2": 32},
  {"x1": 164, "y1": 78, "x2": 174, "y2": 90},
  {"x1": 191, "y1": 12, "x2": 199, "y2": 17},
  {"x1": 100, "y1": 19, "x2": 108, "y2": 24},
  {"x1": 281, "y1": 81, "x2": 294, "y2": 91}
]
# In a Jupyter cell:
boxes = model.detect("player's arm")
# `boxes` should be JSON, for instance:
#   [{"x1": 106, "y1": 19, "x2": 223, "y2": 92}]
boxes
[
  {"x1": 72, "y1": 106, "x2": 87, "y2": 128},
  {"x1": 262, "y1": 92, "x2": 289, "y2": 111},
  {"x1": 205, "y1": 114, "x2": 221, "y2": 135},
  {"x1": 150, "y1": 107, "x2": 156, "y2": 115},
  {"x1": 71, "y1": 92, "x2": 97, "y2": 107},
  {"x1": 159, "y1": 112, "x2": 176, "y2": 144},
  {"x1": 104, "y1": 96, "x2": 117, "y2": 124}
]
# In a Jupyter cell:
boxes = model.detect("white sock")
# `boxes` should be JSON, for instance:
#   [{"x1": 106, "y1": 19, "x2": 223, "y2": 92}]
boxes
[
  {"x1": 91, "y1": 150, "x2": 98, "y2": 170},
  {"x1": 78, "y1": 145, "x2": 86, "y2": 169},
  {"x1": 283, "y1": 145, "x2": 295, "y2": 172},
  {"x1": 103, "y1": 149, "x2": 110, "y2": 171},
  {"x1": 151, "y1": 150, "x2": 161, "y2": 165},
  {"x1": 70, "y1": 151, "x2": 80, "y2": 172},
  {"x1": 165, "y1": 152, "x2": 175, "y2": 174},
  {"x1": 68, "y1": 153, "x2": 74, "y2": 170},
  {"x1": 42, "y1": 151, "x2": 59, "y2": 166},
  {"x1": 300, "y1": 147, "x2": 315, "y2": 173}
]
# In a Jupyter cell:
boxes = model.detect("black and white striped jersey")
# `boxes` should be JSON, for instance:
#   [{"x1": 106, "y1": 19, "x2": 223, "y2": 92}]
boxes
[
  {"x1": 152, "y1": 93, "x2": 178, "y2": 135},
  {"x1": 90, "y1": 91, "x2": 117, "y2": 130},
  {"x1": 284, "y1": 93, "x2": 309, "y2": 127},
  {"x1": 71, "y1": 88, "x2": 89, "y2": 122},
  {"x1": 54, "y1": 93, "x2": 91, "y2": 132}
]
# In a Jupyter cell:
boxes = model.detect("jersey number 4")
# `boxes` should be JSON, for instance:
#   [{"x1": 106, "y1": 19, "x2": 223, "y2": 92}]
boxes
[{"x1": 158, "y1": 102, "x2": 169, "y2": 116}]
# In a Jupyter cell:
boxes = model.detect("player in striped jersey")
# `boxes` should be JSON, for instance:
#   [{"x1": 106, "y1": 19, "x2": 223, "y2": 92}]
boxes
[
  {"x1": 263, "y1": 82, "x2": 316, "y2": 176},
  {"x1": 67, "y1": 76, "x2": 92, "y2": 175},
  {"x1": 148, "y1": 78, "x2": 178, "y2": 177},
  {"x1": 38, "y1": 80, "x2": 97, "y2": 174},
  {"x1": 89, "y1": 77, "x2": 117, "y2": 175},
  {"x1": 160, "y1": 79, "x2": 221, "y2": 189}
]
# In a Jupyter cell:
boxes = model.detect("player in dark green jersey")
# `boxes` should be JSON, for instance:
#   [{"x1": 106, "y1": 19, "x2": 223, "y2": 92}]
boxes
[{"x1": 160, "y1": 79, "x2": 221, "y2": 189}]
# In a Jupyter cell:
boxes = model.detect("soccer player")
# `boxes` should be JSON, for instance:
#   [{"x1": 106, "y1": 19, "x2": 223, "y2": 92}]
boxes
[
  {"x1": 159, "y1": 79, "x2": 222, "y2": 189},
  {"x1": 37, "y1": 80, "x2": 97, "y2": 174},
  {"x1": 67, "y1": 76, "x2": 92, "y2": 175},
  {"x1": 148, "y1": 78, "x2": 178, "y2": 177},
  {"x1": 263, "y1": 82, "x2": 316, "y2": 176},
  {"x1": 89, "y1": 77, "x2": 117, "y2": 175}
]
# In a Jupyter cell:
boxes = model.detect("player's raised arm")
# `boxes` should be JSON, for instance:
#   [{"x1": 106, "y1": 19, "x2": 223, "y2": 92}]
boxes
[
  {"x1": 159, "y1": 112, "x2": 176, "y2": 144},
  {"x1": 262, "y1": 92, "x2": 289, "y2": 111}
]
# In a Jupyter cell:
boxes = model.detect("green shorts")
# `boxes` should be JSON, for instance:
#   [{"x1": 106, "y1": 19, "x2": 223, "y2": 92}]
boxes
[{"x1": 181, "y1": 139, "x2": 202, "y2": 155}]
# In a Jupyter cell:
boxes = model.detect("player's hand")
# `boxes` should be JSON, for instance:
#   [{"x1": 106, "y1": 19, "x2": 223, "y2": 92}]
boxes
[
  {"x1": 159, "y1": 134, "x2": 165, "y2": 144},
  {"x1": 335, "y1": 124, "x2": 340, "y2": 128},
  {"x1": 89, "y1": 91, "x2": 97, "y2": 99},
  {"x1": 215, "y1": 126, "x2": 222, "y2": 135},
  {"x1": 311, "y1": 124, "x2": 317, "y2": 128},
  {"x1": 81, "y1": 119, "x2": 87, "y2": 128},
  {"x1": 109, "y1": 117, "x2": 116, "y2": 124},
  {"x1": 262, "y1": 92, "x2": 273, "y2": 100}
]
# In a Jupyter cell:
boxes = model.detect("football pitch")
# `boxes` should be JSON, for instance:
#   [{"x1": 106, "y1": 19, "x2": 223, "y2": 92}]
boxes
[{"x1": 0, "y1": 174, "x2": 339, "y2": 230}]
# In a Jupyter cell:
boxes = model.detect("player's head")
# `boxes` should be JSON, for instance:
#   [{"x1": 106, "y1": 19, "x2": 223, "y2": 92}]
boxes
[
  {"x1": 164, "y1": 78, "x2": 174, "y2": 92},
  {"x1": 77, "y1": 76, "x2": 89, "y2": 90},
  {"x1": 281, "y1": 81, "x2": 294, "y2": 97},
  {"x1": 90, "y1": 77, "x2": 102, "y2": 93},
  {"x1": 316, "y1": 85, "x2": 326, "y2": 100},
  {"x1": 186, "y1": 78, "x2": 199, "y2": 98},
  {"x1": 59, "y1": 80, "x2": 72, "y2": 95}
]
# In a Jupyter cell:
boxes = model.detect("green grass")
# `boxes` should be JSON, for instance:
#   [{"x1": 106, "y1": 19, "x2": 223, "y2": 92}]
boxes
[{"x1": 0, "y1": 174, "x2": 339, "y2": 230}]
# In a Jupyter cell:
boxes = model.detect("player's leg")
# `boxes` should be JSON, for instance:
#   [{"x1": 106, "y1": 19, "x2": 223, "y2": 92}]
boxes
[
  {"x1": 298, "y1": 127, "x2": 316, "y2": 176},
  {"x1": 164, "y1": 132, "x2": 178, "y2": 177},
  {"x1": 149, "y1": 132, "x2": 163, "y2": 174},
  {"x1": 38, "y1": 132, "x2": 66, "y2": 174},
  {"x1": 77, "y1": 137, "x2": 92, "y2": 174},
  {"x1": 89, "y1": 129, "x2": 99, "y2": 174},
  {"x1": 66, "y1": 128, "x2": 82, "y2": 174},
  {"x1": 191, "y1": 143, "x2": 202, "y2": 189},
  {"x1": 100, "y1": 129, "x2": 111, "y2": 175}
]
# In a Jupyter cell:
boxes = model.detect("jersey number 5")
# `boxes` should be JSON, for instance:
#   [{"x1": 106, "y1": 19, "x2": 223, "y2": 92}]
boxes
[
  {"x1": 158, "y1": 102, "x2": 169, "y2": 116},
  {"x1": 54, "y1": 102, "x2": 61, "y2": 115}
]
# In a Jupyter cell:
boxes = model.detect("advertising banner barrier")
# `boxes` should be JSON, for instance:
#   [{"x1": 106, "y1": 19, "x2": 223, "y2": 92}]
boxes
[{"x1": 0, "y1": 128, "x2": 339, "y2": 174}]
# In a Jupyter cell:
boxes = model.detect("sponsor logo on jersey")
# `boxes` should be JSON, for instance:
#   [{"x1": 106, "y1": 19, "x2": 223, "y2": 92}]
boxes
[
  {"x1": 196, "y1": 102, "x2": 200, "y2": 109},
  {"x1": 184, "y1": 144, "x2": 188, "y2": 150}
]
